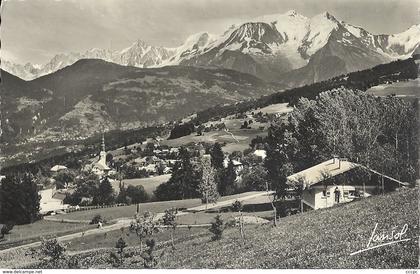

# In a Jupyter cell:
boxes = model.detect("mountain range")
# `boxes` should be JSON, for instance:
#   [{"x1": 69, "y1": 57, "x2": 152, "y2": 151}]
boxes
[
  {"x1": 3, "y1": 10, "x2": 419, "y2": 85},
  {"x1": 0, "y1": 59, "x2": 277, "y2": 145}
]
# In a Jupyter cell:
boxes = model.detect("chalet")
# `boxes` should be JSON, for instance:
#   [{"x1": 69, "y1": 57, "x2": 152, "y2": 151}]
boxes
[{"x1": 287, "y1": 158, "x2": 409, "y2": 211}]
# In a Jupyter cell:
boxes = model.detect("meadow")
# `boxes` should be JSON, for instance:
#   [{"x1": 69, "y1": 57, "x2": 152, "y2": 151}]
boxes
[
  {"x1": 33, "y1": 187, "x2": 419, "y2": 269},
  {"x1": 112, "y1": 174, "x2": 172, "y2": 195},
  {"x1": 0, "y1": 220, "x2": 95, "y2": 251}
]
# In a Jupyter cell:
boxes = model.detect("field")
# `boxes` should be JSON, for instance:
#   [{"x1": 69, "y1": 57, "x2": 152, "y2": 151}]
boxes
[
  {"x1": 161, "y1": 104, "x2": 293, "y2": 153},
  {"x1": 23, "y1": 187, "x2": 418, "y2": 269},
  {"x1": 254, "y1": 103, "x2": 293, "y2": 114},
  {"x1": 46, "y1": 191, "x2": 264, "y2": 222},
  {"x1": 366, "y1": 78, "x2": 420, "y2": 98},
  {"x1": 112, "y1": 174, "x2": 172, "y2": 195}
]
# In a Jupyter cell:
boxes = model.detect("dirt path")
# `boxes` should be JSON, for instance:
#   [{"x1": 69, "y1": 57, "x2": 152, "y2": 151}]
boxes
[
  {"x1": 224, "y1": 128, "x2": 239, "y2": 143},
  {"x1": 0, "y1": 191, "x2": 272, "y2": 256}
]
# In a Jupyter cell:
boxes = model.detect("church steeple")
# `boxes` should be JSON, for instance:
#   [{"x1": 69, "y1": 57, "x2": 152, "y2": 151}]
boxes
[
  {"x1": 101, "y1": 133, "x2": 106, "y2": 153},
  {"x1": 99, "y1": 132, "x2": 107, "y2": 166}
]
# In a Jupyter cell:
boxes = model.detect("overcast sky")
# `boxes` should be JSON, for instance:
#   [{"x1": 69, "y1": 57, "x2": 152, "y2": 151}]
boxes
[{"x1": 1, "y1": 0, "x2": 419, "y2": 64}]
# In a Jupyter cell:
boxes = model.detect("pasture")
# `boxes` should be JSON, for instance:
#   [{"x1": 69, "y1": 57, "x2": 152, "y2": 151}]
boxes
[
  {"x1": 366, "y1": 78, "x2": 420, "y2": 98},
  {"x1": 112, "y1": 174, "x2": 172, "y2": 195}
]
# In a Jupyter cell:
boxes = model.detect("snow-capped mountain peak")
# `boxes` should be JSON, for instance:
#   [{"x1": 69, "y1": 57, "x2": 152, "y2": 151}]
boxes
[{"x1": 3, "y1": 10, "x2": 419, "y2": 82}]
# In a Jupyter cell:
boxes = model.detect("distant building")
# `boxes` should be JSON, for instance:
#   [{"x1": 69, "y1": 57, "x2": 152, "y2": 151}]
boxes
[
  {"x1": 287, "y1": 158, "x2": 409, "y2": 211},
  {"x1": 169, "y1": 147, "x2": 180, "y2": 154},
  {"x1": 253, "y1": 149, "x2": 267, "y2": 160},
  {"x1": 50, "y1": 165, "x2": 68, "y2": 172}
]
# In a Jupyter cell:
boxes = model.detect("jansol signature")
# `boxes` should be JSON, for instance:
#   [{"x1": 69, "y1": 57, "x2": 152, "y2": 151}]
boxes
[{"x1": 350, "y1": 223, "x2": 410, "y2": 256}]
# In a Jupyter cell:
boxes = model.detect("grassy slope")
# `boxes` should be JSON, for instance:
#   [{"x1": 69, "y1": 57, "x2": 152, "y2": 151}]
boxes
[
  {"x1": 161, "y1": 103, "x2": 292, "y2": 154},
  {"x1": 366, "y1": 78, "x2": 420, "y2": 98},
  {"x1": 67, "y1": 187, "x2": 418, "y2": 269},
  {"x1": 0, "y1": 220, "x2": 95, "y2": 251}
]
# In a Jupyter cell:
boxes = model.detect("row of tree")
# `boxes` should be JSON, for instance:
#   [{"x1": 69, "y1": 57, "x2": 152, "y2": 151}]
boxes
[
  {"x1": 263, "y1": 88, "x2": 418, "y2": 197},
  {"x1": 64, "y1": 173, "x2": 149, "y2": 206}
]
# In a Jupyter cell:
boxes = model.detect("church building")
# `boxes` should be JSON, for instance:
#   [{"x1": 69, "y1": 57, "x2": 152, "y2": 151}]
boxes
[{"x1": 91, "y1": 134, "x2": 112, "y2": 177}]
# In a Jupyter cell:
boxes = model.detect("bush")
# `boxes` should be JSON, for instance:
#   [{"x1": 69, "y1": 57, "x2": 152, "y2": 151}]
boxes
[
  {"x1": 141, "y1": 239, "x2": 161, "y2": 269},
  {"x1": 231, "y1": 200, "x2": 243, "y2": 212},
  {"x1": 90, "y1": 214, "x2": 103, "y2": 225},
  {"x1": 40, "y1": 238, "x2": 66, "y2": 261},
  {"x1": 1, "y1": 222, "x2": 14, "y2": 236},
  {"x1": 209, "y1": 214, "x2": 225, "y2": 241}
]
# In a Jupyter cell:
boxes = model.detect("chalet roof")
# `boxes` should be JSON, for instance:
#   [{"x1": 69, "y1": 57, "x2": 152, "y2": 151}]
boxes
[
  {"x1": 52, "y1": 192, "x2": 67, "y2": 201},
  {"x1": 287, "y1": 158, "x2": 409, "y2": 188}
]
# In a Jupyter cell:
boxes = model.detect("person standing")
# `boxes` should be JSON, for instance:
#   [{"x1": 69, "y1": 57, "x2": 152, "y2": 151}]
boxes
[{"x1": 334, "y1": 187, "x2": 340, "y2": 203}]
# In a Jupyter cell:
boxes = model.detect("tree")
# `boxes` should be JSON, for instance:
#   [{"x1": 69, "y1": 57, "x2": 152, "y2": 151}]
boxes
[
  {"x1": 210, "y1": 143, "x2": 224, "y2": 169},
  {"x1": 68, "y1": 172, "x2": 100, "y2": 205},
  {"x1": 116, "y1": 181, "x2": 129, "y2": 204},
  {"x1": 110, "y1": 237, "x2": 128, "y2": 267},
  {"x1": 154, "y1": 147, "x2": 200, "y2": 201},
  {"x1": 126, "y1": 185, "x2": 149, "y2": 204},
  {"x1": 130, "y1": 211, "x2": 158, "y2": 252},
  {"x1": 209, "y1": 214, "x2": 224, "y2": 241},
  {"x1": 0, "y1": 174, "x2": 40, "y2": 225},
  {"x1": 162, "y1": 208, "x2": 177, "y2": 249},
  {"x1": 198, "y1": 156, "x2": 219, "y2": 208},
  {"x1": 241, "y1": 165, "x2": 268, "y2": 191},
  {"x1": 218, "y1": 160, "x2": 236, "y2": 196},
  {"x1": 54, "y1": 170, "x2": 75, "y2": 189},
  {"x1": 240, "y1": 120, "x2": 249, "y2": 129},
  {"x1": 94, "y1": 178, "x2": 115, "y2": 205},
  {"x1": 140, "y1": 239, "x2": 163, "y2": 269},
  {"x1": 168, "y1": 123, "x2": 195, "y2": 139}
]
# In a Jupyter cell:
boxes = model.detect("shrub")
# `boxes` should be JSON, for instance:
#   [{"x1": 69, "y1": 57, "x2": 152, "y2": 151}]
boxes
[
  {"x1": 209, "y1": 214, "x2": 225, "y2": 241},
  {"x1": 163, "y1": 208, "x2": 177, "y2": 249},
  {"x1": 40, "y1": 238, "x2": 66, "y2": 261},
  {"x1": 1, "y1": 222, "x2": 14, "y2": 236},
  {"x1": 90, "y1": 214, "x2": 103, "y2": 225},
  {"x1": 109, "y1": 237, "x2": 128, "y2": 267},
  {"x1": 141, "y1": 239, "x2": 162, "y2": 269},
  {"x1": 231, "y1": 200, "x2": 243, "y2": 212}
]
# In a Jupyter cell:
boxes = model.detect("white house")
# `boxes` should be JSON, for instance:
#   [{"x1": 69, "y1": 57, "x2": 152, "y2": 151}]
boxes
[
  {"x1": 253, "y1": 149, "x2": 267, "y2": 160},
  {"x1": 287, "y1": 158, "x2": 408, "y2": 211},
  {"x1": 50, "y1": 165, "x2": 68, "y2": 172}
]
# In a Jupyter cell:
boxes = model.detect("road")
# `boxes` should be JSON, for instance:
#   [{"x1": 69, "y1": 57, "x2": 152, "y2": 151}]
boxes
[{"x1": 0, "y1": 191, "x2": 273, "y2": 256}]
